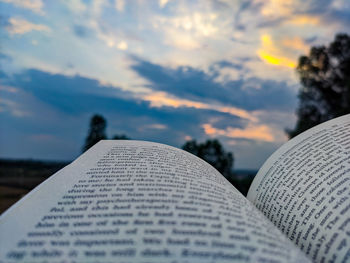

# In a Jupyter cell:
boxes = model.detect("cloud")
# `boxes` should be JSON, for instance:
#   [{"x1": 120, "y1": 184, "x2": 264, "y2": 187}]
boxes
[
  {"x1": 6, "y1": 17, "x2": 51, "y2": 35},
  {"x1": 0, "y1": 53, "x2": 13, "y2": 62},
  {"x1": 0, "y1": 68, "x2": 249, "y2": 160},
  {"x1": 322, "y1": 9, "x2": 350, "y2": 28},
  {"x1": 210, "y1": 61, "x2": 245, "y2": 82},
  {"x1": 202, "y1": 123, "x2": 274, "y2": 142},
  {"x1": 5, "y1": 69, "x2": 135, "y2": 114},
  {"x1": 202, "y1": 123, "x2": 275, "y2": 142},
  {"x1": 1, "y1": 0, "x2": 44, "y2": 14},
  {"x1": 0, "y1": 65, "x2": 296, "y2": 168},
  {"x1": 29, "y1": 133, "x2": 56, "y2": 142},
  {"x1": 62, "y1": 0, "x2": 87, "y2": 14},
  {"x1": 142, "y1": 91, "x2": 256, "y2": 122},
  {"x1": 73, "y1": 25, "x2": 91, "y2": 38},
  {"x1": 253, "y1": 0, "x2": 334, "y2": 30},
  {"x1": 257, "y1": 51, "x2": 295, "y2": 68},
  {"x1": 144, "y1": 123, "x2": 167, "y2": 130},
  {"x1": 257, "y1": 34, "x2": 296, "y2": 68},
  {"x1": 130, "y1": 57, "x2": 297, "y2": 112},
  {"x1": 4, "y1": 0, "x2": 347, "y2": 168},
  {"x1": 91, "y1": 0, "x2": 108, "y2": 17},
  {"x1": 89, "y1": 21, "x2": 130, "y2": 51},
  {"x1": 153, "y1": 12, "x2": 220, "y2": 50},
  {"x1": 287, "y1": 15, "x2": 321, "y2": 26},
  {"x1": 258, "y1": 0, "x2": 295, "y2": 18},
  {"x1": 282, "y1": 37, "x2": 309, "y2": 52},
  {"x1": 211, "y1": 60, "x2": 244, "y2": 71},
  {"x1": 163, "y1": 29, "x2": 201, "y2": 50},
  {"x1": 117, "y1": 41, "x2": 128, "y2": 50},
  {"x1": 0, "y1": 85, "x2": 18, "y2": 93},
  {"x1": 159, "y1": 0, "x2": 169, "y2": 8},
  {"x1": 115, "y1": 0, "x2": 125, "y2": 12},
  {"x1": 0, "y1": 97, "x2": 30, "y2": 117},
  {"x1": 184, "y1": 135, "x2": 192, "y2": 141},
  {"x1": 255, "y1": 0, "x2": 325, "y2": 21},
  {"x1": 158, "y1": 12, "x2": 218, "y2": 37}
]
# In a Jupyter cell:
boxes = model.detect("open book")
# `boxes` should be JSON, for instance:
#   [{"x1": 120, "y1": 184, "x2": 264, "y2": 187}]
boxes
[{"x1": 1, "y1": 115, "x2": 349, "y2": 263}]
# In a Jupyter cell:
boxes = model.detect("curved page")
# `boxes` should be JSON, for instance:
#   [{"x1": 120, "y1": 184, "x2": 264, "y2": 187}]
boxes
[
  {"x1": 0, "y1": 140, "x2": 309, "y2": 262},
  {"x1": 247, "y1": 114, "x2": 350, "y2": 263}
]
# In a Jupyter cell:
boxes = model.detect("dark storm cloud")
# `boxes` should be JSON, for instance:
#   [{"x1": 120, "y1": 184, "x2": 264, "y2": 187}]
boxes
[
  {"x1": 73, "y1": 25, "x2": 91, "y2": 38},
  {"x1": 256, "y1": 17, "x2": 286, "y2": 28},
  {"x1": 210, "y1": 60, "x2": 244, "y2": 71},
  {"x1": 0, "y1": 68, "x2": 244, "y2": 160},
  {"x1": 130, "y1": 57, "x2": 297, "y2": 112},
  {"x1": 301, "y1": 0, "x2": 332, "y2": 14},
  {"x1": 305, "y1": 36, "x2": 318, "y2": 44},
  {"x1": 323, "y1": 10, "x2": 350, "y2": 28},
  {"x1": 0, "y1": 53, "x2": 12, "y2": 61},
  {"x1": 4, "y1": 69, "x2": 135, "y2": 114}
]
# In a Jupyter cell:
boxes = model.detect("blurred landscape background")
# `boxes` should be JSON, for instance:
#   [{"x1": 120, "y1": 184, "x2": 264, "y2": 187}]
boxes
[{"x1": 1, "y1": 0, "x2": 350, "y2": 214}]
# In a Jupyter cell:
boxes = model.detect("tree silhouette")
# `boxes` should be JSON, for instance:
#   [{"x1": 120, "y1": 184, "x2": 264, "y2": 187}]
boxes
[
  {"x1": 182, "y1": 139, "x2": 234, "y2": 177},
  {"x1": 287, "y1": 33, "x2": 350, "y2": 138},
  {"x1": 83, "y1": 114, "x2": 107, "y2": 152}
]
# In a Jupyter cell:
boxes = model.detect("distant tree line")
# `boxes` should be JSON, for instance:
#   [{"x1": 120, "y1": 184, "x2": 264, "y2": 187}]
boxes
[
  {"x1": 182, "y1": 139, "x2": 234, "y2": 178},
  {"x1": 83, "y1": 114, "x2": 234, "y2": 175},
  {"x1": 82, "y1": 114, "x2": 255, "y2": 194}
]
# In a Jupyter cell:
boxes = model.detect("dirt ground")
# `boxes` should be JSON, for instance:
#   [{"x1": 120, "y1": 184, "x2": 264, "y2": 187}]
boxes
[{"x1": 0, "y1": 159, "x2": 68, "y2": 214}]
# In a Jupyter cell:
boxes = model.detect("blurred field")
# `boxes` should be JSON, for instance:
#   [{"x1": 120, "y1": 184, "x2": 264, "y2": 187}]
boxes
[{"x1": 0, "y1": 159, "x2": 69, "y2": 214}]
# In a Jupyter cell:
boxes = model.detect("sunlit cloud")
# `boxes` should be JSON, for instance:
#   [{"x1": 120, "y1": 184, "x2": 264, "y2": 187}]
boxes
[
  {"x1": 142, "y1": 91, "x2": 257, "y2": 122},
  {"x1": 252, "y1": 110, "x2": 294, "y2": 142},
  {"x1": 117, "y1": 41, "x2": 128, "y2": 50},
  {"x1": 153, "y1": 11, "x2": 220, "y2": 50},
  {"x1": 287, "y1": 15, "x2": 321, "y2": 26},
  {"x1": 1, "y1": 0, "x2": 44, "y2": 14},
  {"x1": 156, "y1": 12, "x2": 218, "y2": 37},
  {"x1": 6, "y1": 17, "x2": 51, "y2": 35},
  {"x1": 115, "y1": 0, "x2": 125, "y2": 12},
  {"x1": 257, "y1": 0, "x2": 322, "y2": 27},
  {"x1": 89, "y1": 20, "x2": 129, "y2": 52},
  {"x1": 159, "y1": 0, "x2": 169, "y2": 8},
  {"x1": 282, "y1": 37, "x2": 309, "y2": 52},
  {"x1": 257, "y1": 0, "x2": 295, "y2": 18},
  {"x1": 144, "y1": 124, "x2": 168, "y2": 130},
  {"x1": 184, "y1": 135, "x2": 192, "y2": 141},
  {"x1": 258, "y1": 52, "x2": 296, "y2": 68},
  {"x1": 89, "y1": 20, "x2": 118, "y2": 49},
  {"x1": 163, "y1": 29, "x2": 201, "y2": 50},
  {"x1": 257, "y1": 34, "x2": 296, "y2": 68},
  {"x1": 97, "y1": 32, "x2": 116, "y2": 48},
  {"x1": 202, "y1": 123, "x2": 274, "y2": 142}
]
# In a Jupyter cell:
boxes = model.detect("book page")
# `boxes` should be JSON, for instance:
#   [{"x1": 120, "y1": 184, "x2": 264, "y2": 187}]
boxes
[
  {"x1": 247, "y1": 114, "x2": 350, "y2": 263},
  {"x1": 0, "y1": 140, "x2": 309, "y2": 263}
]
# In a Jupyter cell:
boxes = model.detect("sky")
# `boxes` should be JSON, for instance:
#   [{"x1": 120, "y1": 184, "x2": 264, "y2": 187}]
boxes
[{"x1": 0, "y1": 0, "x2": 350, "y2": 169}]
